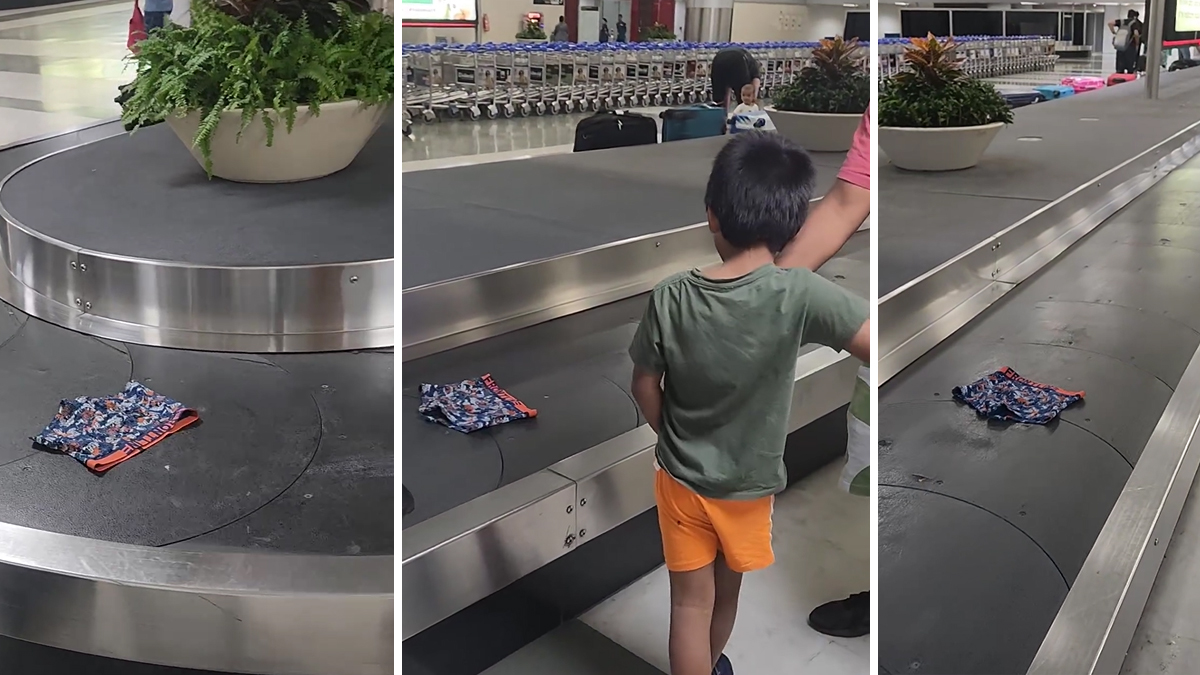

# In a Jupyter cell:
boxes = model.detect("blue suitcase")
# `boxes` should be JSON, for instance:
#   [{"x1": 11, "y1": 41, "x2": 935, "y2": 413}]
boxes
[
  {"x1": 660, "y1": 104, "x2": 727, "y2": 142},
  {"x1": 1034, "y1": 84, "x2": 1074, "y2": 100}
]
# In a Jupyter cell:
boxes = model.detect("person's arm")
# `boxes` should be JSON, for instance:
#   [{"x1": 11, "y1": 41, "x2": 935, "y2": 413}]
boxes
[
  {"x1": 631, "y1": 366, "x2": 664, "y2": 434},
  {"x1": 776, "y1": 178, "x2": 869, "y2": 271},
  {"x1": 1108, "y1": 19, "x2": 1117, "y2": 33}
]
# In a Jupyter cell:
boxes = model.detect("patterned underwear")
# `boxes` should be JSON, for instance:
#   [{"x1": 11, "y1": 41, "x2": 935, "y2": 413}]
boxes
[
  {"x1": 419, "y1": 374, "x2": 537, "y2": 433},
  {"x1": 33, "y1": 381, "x2": 199, "y2": 473},
  {"x1": 952, "y1": 367, "x2": 1085, "y2": 425}
]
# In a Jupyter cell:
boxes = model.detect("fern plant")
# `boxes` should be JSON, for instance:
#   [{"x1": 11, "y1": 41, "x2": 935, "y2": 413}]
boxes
[
  {"x1": 879, "y1": 34, "x2": 1012, "y2": 128},
  {"x1": 119, "y1": 0, "x2": 393, "y2": 176},
  {"x1": 773, "y1": 36, "x2": 868, "y2": 114},
  {"x1": 516, "y1": 18, "x2": 546, "y2": 39},
  {"x1": 642, "y1": 23, "x2": 676, "y2": 40}
]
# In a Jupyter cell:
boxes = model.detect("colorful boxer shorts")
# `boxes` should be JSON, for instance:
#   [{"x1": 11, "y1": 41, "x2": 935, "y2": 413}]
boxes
[
  {"x1": 952, "y1": 367, "x2": 1084, "y2": 425},
  {"x1": 33, "y1": 381, "x2": 199, "y2": 473},
  {"x1": 419, "y1": 374, "x2": 537, "y2": 433}
]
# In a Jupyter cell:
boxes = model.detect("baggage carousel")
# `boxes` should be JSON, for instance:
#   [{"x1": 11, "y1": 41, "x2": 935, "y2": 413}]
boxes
[
  {"x1": 878, "y1": 69, "x2": 1200, "y2": 675},
  {"x1": 0, "y1": 121, "x2": 394, "y2": 674},
  {"x1": 401, "y1": 137, "x2": 868, "y2": 674}
]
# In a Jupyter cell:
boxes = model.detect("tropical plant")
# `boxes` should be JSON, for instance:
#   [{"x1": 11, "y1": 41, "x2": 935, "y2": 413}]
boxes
[
  {"x1": 118, "y1": 0, "x2": 394, "y2": 176},
  {"x1": 773, "y1": 36, "x2": 868, "y2": 114},
  {"x1": 879, "y1": 34, "x2": 1012, "y2": 128},
  {"x1": 642, "y1": 22, "x2": 676, "y2": 40},
  {"x1": 516, "y1": 18, "x2": 547, "y2": 39}
]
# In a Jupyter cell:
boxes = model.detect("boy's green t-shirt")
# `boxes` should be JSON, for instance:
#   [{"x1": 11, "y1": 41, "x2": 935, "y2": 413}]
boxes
[{"x1": 629, "y1": 265, "x2": 867, "y2": 501}]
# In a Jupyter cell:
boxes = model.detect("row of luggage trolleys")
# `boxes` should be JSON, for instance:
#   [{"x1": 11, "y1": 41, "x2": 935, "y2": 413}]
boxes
[
  {"x1": 400, "y1": 41, "x2": 820, "y2": 127},
  {"x1": 878, "y1": 35, "x2": 1058, "y2": 79}
]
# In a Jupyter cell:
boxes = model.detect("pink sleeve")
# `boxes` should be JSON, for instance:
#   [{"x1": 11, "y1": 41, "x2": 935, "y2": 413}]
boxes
[{"x1": 836, "y1": 107, "x2": 870, "y2": 190}]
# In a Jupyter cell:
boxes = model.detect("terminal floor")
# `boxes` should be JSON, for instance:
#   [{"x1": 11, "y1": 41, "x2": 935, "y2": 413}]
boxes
[
  {"x1": 0, "y1": 0, "x2": 127, "y2": 148},
  {"x1": 479, "y1": 460, "x2": 869, "y2": 675}
]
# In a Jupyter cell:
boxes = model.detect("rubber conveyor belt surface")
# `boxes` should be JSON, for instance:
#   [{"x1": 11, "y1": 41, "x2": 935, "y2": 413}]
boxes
[
  {"x1": 401, "y1": 137, "x2": 844, "y2": 288},
  {"x1": 0, "y1": 129, "x2": 394, "y2": 556},
  {"x1": 402, "y1": 230, "x2": 869, "y2": 529},
  {"x1": 878, "y1": 157, "x2": 1200, "y2": 675}
]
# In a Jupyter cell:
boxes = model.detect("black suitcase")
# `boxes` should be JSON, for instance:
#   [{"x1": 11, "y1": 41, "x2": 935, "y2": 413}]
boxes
[
  {"x1": 1137, "y1": 54, "x2": 1147, "y2": 72},
  {"x1": 573, "y1": 111, "x2": 658, "y2": 152},
  {"x1": 1170, "y1": 58, "x2": 1200, "y2": 71}
]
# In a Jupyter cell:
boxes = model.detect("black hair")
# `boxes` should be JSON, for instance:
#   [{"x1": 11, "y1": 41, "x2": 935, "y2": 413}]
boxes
[
  {"x1": 704, "y1": 131, "x2": 816, "y2": 254},
  {"x1": 1128, "y1": 9, "x2": 1139, "y2": 18}
]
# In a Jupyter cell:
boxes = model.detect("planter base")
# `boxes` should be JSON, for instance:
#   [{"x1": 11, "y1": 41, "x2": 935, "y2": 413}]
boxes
[
  {"x1": 768, "y1": 109, "x2": 862, "y2": 153},
  {"x1": 166, "y1": 100, "x2": 390, "y2": 183},
  {"x1": 879, "y1": 122, "x2": 1005, "y2": 172}
]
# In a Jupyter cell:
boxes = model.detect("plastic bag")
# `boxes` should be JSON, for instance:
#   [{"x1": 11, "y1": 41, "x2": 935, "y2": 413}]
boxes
[{"x1": 842, "y1": 365, "x2": 870, "y2": 496}]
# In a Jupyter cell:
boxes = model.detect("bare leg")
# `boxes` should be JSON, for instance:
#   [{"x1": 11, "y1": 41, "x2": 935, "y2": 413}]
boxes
[
  {"x1": 669, "y1": 563, "x2": 717, "y2": 675},
  {"x1": 710, "y1": 554, "x2": 743, "y2": 667}
]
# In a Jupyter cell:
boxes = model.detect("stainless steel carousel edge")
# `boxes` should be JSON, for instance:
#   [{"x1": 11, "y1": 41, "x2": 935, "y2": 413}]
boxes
[
  {"x1": 0, "y1": 520, "x2": 393, "y2": 675},
  {"x1": 401, "y1": 346, "x2": 858, "y2": 639},
  {"x1": 0, "y1": 136, "x2": 394, "y2": 353}
]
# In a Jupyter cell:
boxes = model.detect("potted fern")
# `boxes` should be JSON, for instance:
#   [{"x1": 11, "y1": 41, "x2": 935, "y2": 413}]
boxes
[
  {"x1": 879, "y1": 35, "x2": 1013, "y2": 171},
  {"x1": 120, "y1": 0, "x2": 393, "y2": 183},
  {"x1": 769, "y1": 36, "x2": 868, "y2": 152}
]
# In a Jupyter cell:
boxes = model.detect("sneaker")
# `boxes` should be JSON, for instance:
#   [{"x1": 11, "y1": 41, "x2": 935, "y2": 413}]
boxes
[
  {"x1": 712, "y1": 653, "x2": 734, "y2": 675},
  {"x1": 807, "y1": 591, "x2": 869, "y2": 638}
]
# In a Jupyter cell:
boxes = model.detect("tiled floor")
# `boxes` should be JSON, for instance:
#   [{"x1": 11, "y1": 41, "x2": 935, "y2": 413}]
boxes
[
  {"x1": 583, "y1": 461, "x2": 871, "y2": 675},
  {"x1": 0, "y1": 0, "x2": 128, "y2": 148}
]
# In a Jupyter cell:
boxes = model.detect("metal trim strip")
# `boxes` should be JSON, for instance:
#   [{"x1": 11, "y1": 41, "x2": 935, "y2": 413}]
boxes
[
  {"x1": 1027, "y1": 345, "x2": 1200, "y2": 675},
  {"x1": 0, "y1": 521, "x2": 393, "y2": 674}
]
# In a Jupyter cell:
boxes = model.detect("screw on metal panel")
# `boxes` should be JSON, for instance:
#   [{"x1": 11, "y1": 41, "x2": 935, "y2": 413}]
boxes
[
  {"x1": 1155, "y1": 537, "x2": 1160, "y2": 546},
  {"x1": 579, "y1": 529, "x2": 587, "y2": 538},
  {"x1": 564, "y1": 534, "x2": 576, "y2": 547},
  {"x1": 84, "y1": 302, "x2": 91, "y2": 310},
  {"x1": 74, "y1": 298, "x2": 81, "y2": 307},
  {"x1": 566, "y1": 505, "x2": 573, "y2": 514},
  {"x1": 655, "y1": 242, "x2": 661, "y2": 248},
  {"x1": 349, "y1": 276, "x2": 359, "y2": 283},
  {"x1": 79, "y1": 263, "x2": 87, "y2": 272},
  {"x1": 991, "y1": 243, "x2": 1001, "y2": 251},
  {"x1": 580, "y1": 498, "x2": 587, "y2": 506},
  {"x1": 70, "y1": 261, "x2": 77, "y2": 270}
]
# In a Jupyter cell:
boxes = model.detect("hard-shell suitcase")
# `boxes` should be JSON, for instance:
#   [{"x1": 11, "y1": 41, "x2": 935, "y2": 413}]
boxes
[
  {"x1": 1002, "y1": 90, "x2": 1046, "y2": 109},
  {"x1": 660, "y1": 104, "x2": 727, "y2": 142},
  {"x1": 1034, "y1": 84, "x2": 1074, "y2": 99},
  {"x1": 1107, "y1": 72, "x2": 1137, "y2": 86},
  {"x1": 573, "y1": 111, "x2": 658, "y2": 152},
  {"x1": 1061, "y1": 75, "x2": 1105, "y2": 93}
]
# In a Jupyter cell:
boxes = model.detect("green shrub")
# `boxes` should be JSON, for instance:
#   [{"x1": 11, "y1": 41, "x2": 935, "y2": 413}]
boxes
[
  {"x1": 119, "y1": 0, "x2": 394, "y2": 176},
  {"x1": 517, "y1": 18, "x2": 547, "y2": 39},
  {"x1": 773, "y1": 36, "x2": 868, "y2": 115},
  {"x1": 878, "y1": 35, "x2": 1012, "y2": 128}
]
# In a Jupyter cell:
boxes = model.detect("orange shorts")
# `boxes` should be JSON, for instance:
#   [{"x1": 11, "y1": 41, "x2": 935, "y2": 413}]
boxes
[{"x1": 655, "y1": 468, "x2": 775, "y2": 574}]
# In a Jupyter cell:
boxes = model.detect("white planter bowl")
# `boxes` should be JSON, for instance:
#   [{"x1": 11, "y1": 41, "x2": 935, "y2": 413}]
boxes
[
  {"x1": 166, "y1": 99, "x2": 389, "y2": 183},
  {"x1": 879, "y1": 122, "x2": 1005, "y2": 172},
  {"x1": 767, "y1": 109, "x2": 862, "y2": 153}
]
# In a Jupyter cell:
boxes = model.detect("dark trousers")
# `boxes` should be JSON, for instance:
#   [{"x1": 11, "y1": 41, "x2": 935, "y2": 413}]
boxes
[
  {"x1": 1116, "y1": 48, "x2": 1137, "y2": 74},
  {"x1": 144, "y1": 11, "x2": 168, "y2": 32}
]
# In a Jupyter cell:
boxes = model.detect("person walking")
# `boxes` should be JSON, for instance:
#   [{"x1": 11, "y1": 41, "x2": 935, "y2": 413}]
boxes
[
  {"x1": 599, "y1": 17, "x2": 611, "y2": 43},
  {"x1": 616, "y1": 14, "x2": 627, "y2": 42},
  {"x1": 551, "y1": 15, "x2": 570, "y2": 42},
  {"x1": 776, "y1": 106, "x2": 873, "y2": 640},
  {"x1": 1109, "y1": 9, "x2": 1143, "y2": 74}
]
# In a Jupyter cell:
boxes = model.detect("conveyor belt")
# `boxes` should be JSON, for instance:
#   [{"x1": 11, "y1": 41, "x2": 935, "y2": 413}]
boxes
[
  {"x1": 401, "y1": 137, "x2": 845, "y2": 289},
  {"x1": 878, "y1": 152, "x2": 1200, "y2": 675}
]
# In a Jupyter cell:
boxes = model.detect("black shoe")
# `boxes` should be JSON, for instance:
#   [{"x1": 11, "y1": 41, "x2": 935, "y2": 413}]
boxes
[
  {"x1": 712, "y1": 653, "x2": 733, "y2": 675},
  {"x1": 808, "y1": 591, "x2": 869, "y2": 638}
]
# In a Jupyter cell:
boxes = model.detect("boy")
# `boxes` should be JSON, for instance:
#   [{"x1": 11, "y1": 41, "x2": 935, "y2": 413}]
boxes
[{"x1": 628, "y1": 131, "x2": 870, "y2": 675}]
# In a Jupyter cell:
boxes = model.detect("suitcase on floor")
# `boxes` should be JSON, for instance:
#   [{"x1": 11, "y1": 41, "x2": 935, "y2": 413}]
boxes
[
  {"x1": 660, "y1": 104, "x2": 727, "y2": 142},
  {"x1": 1034, "y1": 84, "x2": 1074, "y2": 99},
  {"x1": 1170, "y1": 58, "x2": 1200, "y2": 71},
  {"x1": 1002, "y1": 90, "x2": 1046, "y2": 109},
  {"x1": 1107, "y1": 72, "x2": 1137, "y2": 86},
  {"x1": 573, "y1": 111, "x2": 658, "y2": 152},
  {"x1": 1061, "y1": 76, "x2": 1105, "y2": 93},
  {"x1": 1138, "y1": 54, "x2": 1148, "y2": 72}
]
